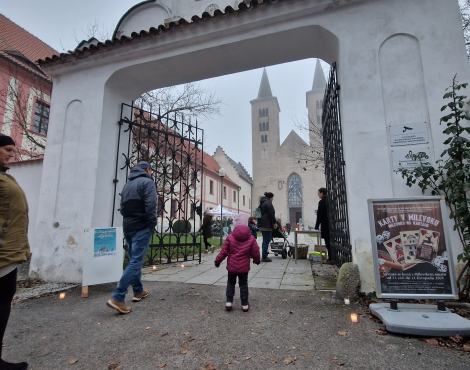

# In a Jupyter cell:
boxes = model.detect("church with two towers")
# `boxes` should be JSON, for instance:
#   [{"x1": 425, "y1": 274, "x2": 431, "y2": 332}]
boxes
[{"x1": 250, "y1": 60, "x2": 327, "y2": 227}]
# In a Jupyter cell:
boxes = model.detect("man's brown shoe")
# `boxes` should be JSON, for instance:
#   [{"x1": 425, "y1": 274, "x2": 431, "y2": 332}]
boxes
[
  {"x1": 132, "y1": 290, "x2": 149, "y2": 302},
  {"x1": 107, "y1": 299, "x2": 132, "y2": 314}
]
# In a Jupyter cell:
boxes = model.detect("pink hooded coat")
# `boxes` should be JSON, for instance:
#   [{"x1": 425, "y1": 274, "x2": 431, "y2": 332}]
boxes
[{"x1": 215, "y1": 214, "x2": 261, "y2": 274}]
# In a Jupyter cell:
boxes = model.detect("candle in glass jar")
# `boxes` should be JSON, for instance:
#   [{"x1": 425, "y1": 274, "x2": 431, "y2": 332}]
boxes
[
  {"x1": 59, "y1": 293, "x2": 66, "y2": 299},
  {"x1": 181, "y1": 264, "x2": 185, "y2": 268},
  {"x1": 344, "y1": 298, "x2": 350, "y2": 305},
  {"x1": 350, "y1": 313, "x2": 358, "y2": 323},
  {"x1": 152, "y1": 265, "x2": 157, "y2": 270}
]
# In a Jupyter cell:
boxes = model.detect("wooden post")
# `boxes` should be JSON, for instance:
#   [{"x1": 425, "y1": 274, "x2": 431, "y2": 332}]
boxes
[{"x1": 81, "y1": 286, "x2": 88, "y2": 298}]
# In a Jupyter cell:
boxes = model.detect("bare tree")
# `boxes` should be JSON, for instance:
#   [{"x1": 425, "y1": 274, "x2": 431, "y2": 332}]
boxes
[
  {"x1": 137, "y1": 83, "x2": 222, "y2": 121},
  {"x1": 460, "y1": 0, "x2": 470, "y2": 60},
  {"x1": 0, "y1": 63, "x2": 50, "y2": 161},
  {"x1": 291, "y1": 116, "x2": 324, "y2": 172}
]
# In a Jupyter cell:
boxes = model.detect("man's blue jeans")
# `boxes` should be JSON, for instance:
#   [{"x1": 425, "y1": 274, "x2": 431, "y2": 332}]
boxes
[
  {"x1": 261, "y1": 230, "x2": 272, "y2": 259},
  {"x1": 112, "y1": 228, "x2": 152, "y2": 302}
]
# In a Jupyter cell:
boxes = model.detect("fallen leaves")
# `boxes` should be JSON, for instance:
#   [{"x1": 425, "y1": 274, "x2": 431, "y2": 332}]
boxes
[
  {"x1": 145, "y1": 327, "x2": 151, "y2": 330},
  {"x1": 184, "y1": 332, "x2": 190, "y2": 336},
  {"x1": 301, "y1": 353, "x2": 308, "y2": 357},
  {"x1": 69, "y1": 359, "x2": 78, "y2": 365},
  {"x1": 108, "y1": 362, "x2": 120, "y2": 369},
  {"x1": 270, "y1": 359, "x2": 278, "y2": 364},
  {"x1": 376, "y1": 328, "x2": 388, "y2": 335},
  {"x1": 180, "y1": 349, "x2": 189, "y2": 354},
  {"x1": 161, "y1": 332, "x2": 169, "y2": 337},
  {"x1": 464, "y1": 344, "x2": 470, "y2": 352},
  {"x1": 245, "y1": 356, "x2": 251, "y2": 360},
  {"x1": 156, "y1": 364, "x2": 166, "y2": 368},
  {"x1": 425, "y1": 339, "x2": 438, "y2": 346},
  {"x1": 338, "y1": 332, "x2": 347, "y2": 336},
  {"x1": 284, "y1": 357, "x2": 296, "y2": 365}
]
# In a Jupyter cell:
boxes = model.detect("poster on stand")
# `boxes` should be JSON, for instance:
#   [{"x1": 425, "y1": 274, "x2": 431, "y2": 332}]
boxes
[
  {"x1": 368, "y1": 197, "x2": 458, "y2": 300},
  {"x1": 83, "y1": 227, "x2": 124, "y2": 286}
]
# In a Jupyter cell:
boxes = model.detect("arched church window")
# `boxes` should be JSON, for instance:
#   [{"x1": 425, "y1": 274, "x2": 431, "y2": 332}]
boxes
[
  {"x1": 264, "y1": 135, "x2": 267, "y2": 142},
  {"x1": 266, "y1": 108, "x2": 269, "y2": 117},
  {"x1": 266, "y1": 122, "x2": 269, "y2": 131},
  {"x1": 261, "y1": 135, "x2": 264, "y2": 143},
  {"x1": 288, "y1": 173, "x2": 302, "y2": 207},
  {"x1": 259, "y1": 109, "x2": 262, "y2": 117},
  {"x1": 262, "y1": 109, "x2": 266, "y2": 117},
  {"x1": 262, "y1": 122, "x2": 266, "y2": 131},
  {"x1": 259, "y1": 123, "x2": 262, "y2": 132}
]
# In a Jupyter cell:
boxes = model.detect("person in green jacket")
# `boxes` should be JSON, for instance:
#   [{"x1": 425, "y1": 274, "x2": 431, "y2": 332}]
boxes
[{"x1": 0, "y1": 134, "x2": 29, "y2": 370}]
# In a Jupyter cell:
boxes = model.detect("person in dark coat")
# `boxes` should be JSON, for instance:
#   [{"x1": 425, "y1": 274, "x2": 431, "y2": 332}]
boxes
[
  {"x1": 107, "y1": 161, "x2": 157, "y2": 314},
  {"x1": 257, "y1": 192, "x2": 278, "y2": 262},
  {"x1": 215, "y1": 213, "x2": 260, "y2": 312},
  {"x1": 248, "y1": 217, "x2": 258, "y2": 239},
  {"x1": 199, "y1": 212, "x2": 214, "y2": 253},
  {"x1": 315, "y1": 187, "x2": 333, "y2": 264}
]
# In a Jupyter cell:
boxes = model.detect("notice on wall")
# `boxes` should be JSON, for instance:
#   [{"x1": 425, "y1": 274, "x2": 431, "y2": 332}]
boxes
[
  {"x1": 390, "y1": 122, "x2": 429, "y2": 146},
  {"x1": 83, "y1": 227, "x2": 124, "y2": 287},
  {"x1": 368, "y1": 197, "x2": 457, "y2": 299},
  {"x1": 391, "y1": 148, "x2": 432, "y2": 171},
  {"x1": 94, "y1": 228, "x2": 117, "y2": 257}
]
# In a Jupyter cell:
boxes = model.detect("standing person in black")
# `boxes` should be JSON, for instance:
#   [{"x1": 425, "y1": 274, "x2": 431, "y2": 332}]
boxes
[
  {"x1": 257, "y1": 192, "x2": 278, "y2": 262},
  {"x1": 315, "y1": 187, "x2": 334, "y2": 265},
  {"x1": 199, "y1": 211, "x2": 214, "y2": 253}
]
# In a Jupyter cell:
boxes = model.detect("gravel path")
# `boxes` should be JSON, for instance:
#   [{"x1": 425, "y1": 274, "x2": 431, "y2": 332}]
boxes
[{"x1": 3, "y1": 281, "x2": 470, "y2": 369}]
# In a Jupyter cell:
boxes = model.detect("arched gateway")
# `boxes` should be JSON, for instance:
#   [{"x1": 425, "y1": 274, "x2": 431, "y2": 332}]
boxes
[{"x1": 33, "y1": 0, "x2": 469, "y2": 292}]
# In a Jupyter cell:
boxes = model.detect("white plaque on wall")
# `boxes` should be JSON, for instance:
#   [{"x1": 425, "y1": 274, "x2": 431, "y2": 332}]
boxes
[
  {"x1": 392, "y1": 148, "x2": 432, "y2": 171},
  {"x1": 390, "y1": 122, "x2": 429, "y2": 146}
]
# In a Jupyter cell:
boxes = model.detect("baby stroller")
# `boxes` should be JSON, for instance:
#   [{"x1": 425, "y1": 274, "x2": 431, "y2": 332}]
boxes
[{"x1": 270, "y1": 220, "x2": 292, "y2": 259}]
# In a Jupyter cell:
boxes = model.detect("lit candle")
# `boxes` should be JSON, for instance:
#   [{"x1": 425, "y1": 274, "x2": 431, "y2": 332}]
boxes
[
  {"x1": 344, "y1": 298, "x2": 350, "y2": 305},
  {"x1": 59, "y1": 293, "x2": 66, "y2": 299},
  {"x1": 153, "y1": 265, "x2": 157, "y2": 270},
  {"x1": 350, "y1": 313, "x2": 358, "y2": 323},
  {"x1": 181, "y1": 264, "x2": 185, "y2": 268}
]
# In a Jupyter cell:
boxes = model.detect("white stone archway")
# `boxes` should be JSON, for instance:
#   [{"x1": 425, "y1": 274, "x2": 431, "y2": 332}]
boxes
[{"x1": 33, "y1": 0, "x2": 470, "y2": 293}]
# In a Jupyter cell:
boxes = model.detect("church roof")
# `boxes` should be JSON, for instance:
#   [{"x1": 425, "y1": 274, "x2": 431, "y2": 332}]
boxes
[
  {"x1": 279, "y1": 130, "x2": 308, "y2": 153},
  {"x1": 257, "y1": 68, "x2": 273, "y2": 99},
  {"x1": 311, "y1": 59, "x2": 327, "y2": 91}
]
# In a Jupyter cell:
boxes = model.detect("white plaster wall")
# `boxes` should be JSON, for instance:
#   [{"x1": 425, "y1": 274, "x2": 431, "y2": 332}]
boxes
[
  {"x1": 7, "y1": 160, "x2": 43, "y2": 258},
  {"x1": 38, "y1": 0, "x2": 470, "y2": 289}
]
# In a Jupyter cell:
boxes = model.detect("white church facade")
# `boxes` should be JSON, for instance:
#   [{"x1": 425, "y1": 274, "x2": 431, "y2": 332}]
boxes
[{"x1": 251, "y1": 62, "x2": 326, "y2": 227}]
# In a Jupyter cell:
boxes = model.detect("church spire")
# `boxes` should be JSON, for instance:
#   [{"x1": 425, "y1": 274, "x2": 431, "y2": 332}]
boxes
[
  {"x1": 257, "y1": 68, "x2": 273, "y2": 99},
  {"x1": 312, "y1": 59, "x2": 327, "y2": 91}
]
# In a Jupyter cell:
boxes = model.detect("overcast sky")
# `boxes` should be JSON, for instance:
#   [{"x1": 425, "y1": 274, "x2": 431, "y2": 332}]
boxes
[{"x1": 1, "y1": 0, "x2": 329, "y2": 175}]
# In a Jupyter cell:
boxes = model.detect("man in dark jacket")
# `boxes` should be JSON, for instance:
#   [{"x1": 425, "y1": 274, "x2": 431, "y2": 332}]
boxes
[
  {"x1": 257, "y1": 192, "x2": 278, "y2": 262},
  {"x1": 107, "y1": 161, "x2": 157, "y2": 314},
  {"x1": 315, "y1": 187, "x2": 334, "y2": 264}
]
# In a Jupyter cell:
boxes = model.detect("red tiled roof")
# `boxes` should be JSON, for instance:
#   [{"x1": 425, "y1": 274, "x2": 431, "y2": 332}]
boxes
[
  {"x1": 0, "y1": 13, "x2": 58, "y2": 79},
  {"x1": 201, "y1": 151, "x2": 237, "y2": 187},
  {"x1": 38, "y1": 0, "x2": 284, "y2": 67}
]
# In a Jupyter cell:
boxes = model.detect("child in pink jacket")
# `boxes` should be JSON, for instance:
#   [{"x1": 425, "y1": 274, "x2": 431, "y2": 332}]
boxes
[{"x1": 215, "y1": 213, "x2": 261, "y2": 312}]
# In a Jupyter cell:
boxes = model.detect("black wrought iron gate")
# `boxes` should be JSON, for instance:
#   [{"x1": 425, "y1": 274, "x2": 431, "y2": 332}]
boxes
[
  {"x1": 113, "y1": 102, "x2": 204, "y2": 265},
  {"x1": 321, "y1": 63, "x2": 351, "y2": 266}
]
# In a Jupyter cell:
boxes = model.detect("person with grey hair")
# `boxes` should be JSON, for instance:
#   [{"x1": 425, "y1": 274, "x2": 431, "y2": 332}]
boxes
[
  {"x1": 107, "y1": 161, "x2": 157, "y2": 314},
  {"x1": 0, "y1": 134, "x2": 29, "y2": 370}
]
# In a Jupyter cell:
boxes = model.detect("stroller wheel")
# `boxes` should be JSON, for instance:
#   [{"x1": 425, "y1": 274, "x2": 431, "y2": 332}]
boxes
[
  {"x1": 281, "y1": 249, "x2": 287, "y2": 259},
  {"x1": 287, "y1": 249, "x2": 293, "y2": 257},
  {"x1": 274, "y1": 253, "x2": 278, "y2": 256}
]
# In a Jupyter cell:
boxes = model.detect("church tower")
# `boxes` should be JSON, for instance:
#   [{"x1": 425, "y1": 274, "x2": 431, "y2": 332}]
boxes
[
  {"x1": 306, "y1": 59, "x2": 327, "y2": 146},
  {"x1": 250, "y1": 68, "x2": 281, "y2": 205}
]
